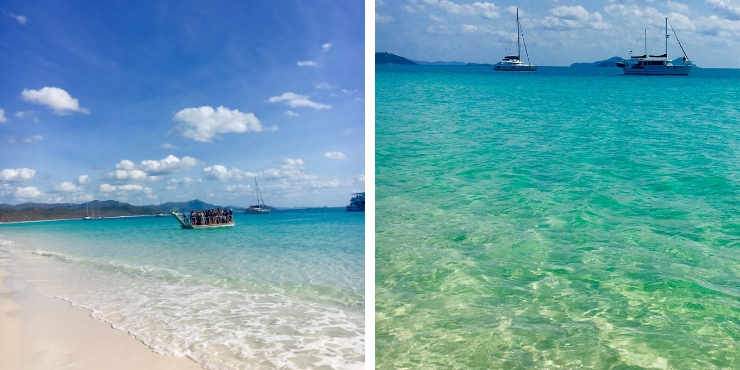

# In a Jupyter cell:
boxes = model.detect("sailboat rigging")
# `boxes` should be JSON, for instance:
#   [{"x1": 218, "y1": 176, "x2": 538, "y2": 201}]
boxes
[
  {"x1": 493, "y1": 8, "x2": 536, "y2": 72},
  {"x1": 245, "y1": 178, "x2": 270, "y2": 214},
  {"x1": 616, "y1": 18, "x2": 693, "y2": 75}
]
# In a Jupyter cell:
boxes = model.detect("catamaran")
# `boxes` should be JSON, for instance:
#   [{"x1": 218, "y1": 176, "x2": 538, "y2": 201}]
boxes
[
  {"x1": 616, "y1": 18, "x2": 693, "y2": 75},
  {"x1": 245, "y1": 178, "x2": 270, "y2": 214},
  {"x1": 493, "y1": 8, "x2": 536, "y2": 72}
]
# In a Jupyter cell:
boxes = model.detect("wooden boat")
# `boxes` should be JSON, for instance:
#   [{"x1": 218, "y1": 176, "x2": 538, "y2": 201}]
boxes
[{"x1": 170, "y1": 207, "x2": 234, "y2": 229}]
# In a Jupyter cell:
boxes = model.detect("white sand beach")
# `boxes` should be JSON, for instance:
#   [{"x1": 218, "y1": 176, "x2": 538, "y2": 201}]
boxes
[{"x1": 0, "y1": 266, "x2": 203, "y2": 370}]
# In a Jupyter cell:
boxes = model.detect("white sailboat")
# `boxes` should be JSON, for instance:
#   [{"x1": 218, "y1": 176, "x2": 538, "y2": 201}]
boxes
[
  {"x1": 155, "y1": 198, "x2": 167, "y2": 217},
  {"x1": 493, "y1": 8, "x2": 536, "y2": 72},
  {"x1": 82, "y1": 202, "x2": 93, "y2": 220},
  {"x1": 245, "y1": 178, "x2": 270, "y2": 214},
  {"x1": 616, "y1": 18, "x2": 693, "y2": 75}
]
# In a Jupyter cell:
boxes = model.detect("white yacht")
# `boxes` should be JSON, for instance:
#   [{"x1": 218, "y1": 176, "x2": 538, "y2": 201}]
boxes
[
  {"x1": 245, "y1": 178, "x2": 270, "y2": 214},
  {"x1": 82, "y1": 202, "x2": 93, "y2": 220},
  {"x1": 617, "y1": 18, "x2": 693, "y2": 76},
  {"x1": 155, "y1": 199, "x2": 167, "y2": 217},
  {"x1": 493, "y1": 8, "x2": 536, "y2": 72},
  {"x1": 345, "y1": 192, "x2": 365, "y2": 212}
]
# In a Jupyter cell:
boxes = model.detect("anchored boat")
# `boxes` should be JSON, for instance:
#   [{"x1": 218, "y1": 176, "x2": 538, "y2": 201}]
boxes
[
  {"x1": 345, "y1": 192, "x2": 365, "y2": 212},
  {"x1": 493, "y1": 8, "x2": 536, "y2": 72},
  {"x1": 616, "y1": 18, "x2": 693, "y2": 75},
  {"x1": 245, "y1": 177, "x2": 270, "y2": 214},
  {"x1": 170, "y1": 207, "x2": 234, "y2": 229}
]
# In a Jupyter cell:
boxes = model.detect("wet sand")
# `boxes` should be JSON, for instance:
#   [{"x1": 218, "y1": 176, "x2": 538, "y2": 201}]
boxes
[{"x1": 0, "y1": 265, "x2": 204, "y2": 370}]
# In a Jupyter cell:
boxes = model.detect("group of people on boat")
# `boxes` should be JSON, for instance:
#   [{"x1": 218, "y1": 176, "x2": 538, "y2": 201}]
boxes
[{"x1": 184, "y1": 208, "x2": 233, "y2": 226}]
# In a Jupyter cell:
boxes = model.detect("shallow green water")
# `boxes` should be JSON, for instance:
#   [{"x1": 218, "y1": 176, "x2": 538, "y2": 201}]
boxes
[
  {"x1": 1, "y1": 208, "x2": 364, "y2": 369},
  {"x1": 376, "y1": 66, "x2": 740, "y2": 369}
]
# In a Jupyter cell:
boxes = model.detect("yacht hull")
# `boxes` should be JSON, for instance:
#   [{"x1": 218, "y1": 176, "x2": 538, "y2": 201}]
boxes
[
  {"x1": 493, "y1": 64, "x2": 536, "y2": 71},
  {"x1": 623, "y1": 65, "x2": 692, "y2": 75}
]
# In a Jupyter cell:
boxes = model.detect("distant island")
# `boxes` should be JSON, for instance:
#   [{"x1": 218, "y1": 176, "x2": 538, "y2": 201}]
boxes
[
  {"x1": 376, "y1": 52, "x2": 495, "y2": 66},
  {"x1": 0, "y1": 199, "x2": 276, "y2": 223},
  {"x1": 571, "y1": 56, "x2": 693, "y2": 68},
  {"x1": 375, "y1": 52, "x2": 416, "y2": 65},
  {"x1": 570, "y1": 56, "x2": 625, "y2": 68}
]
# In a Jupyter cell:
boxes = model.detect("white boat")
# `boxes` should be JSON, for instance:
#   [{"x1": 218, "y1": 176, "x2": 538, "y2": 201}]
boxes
[
  {"x1": 155, "y1": 199, "x2": 168, "y2": 217},
  {"x1": 493, "y1": 8, "x2": 536, "y2": 72},
  {"x1": 82, "y1": 202, "x2": 93, "y2": 220},
  {"x1": 245, "y1": 178, "x2": 270, "y2": 214},
  {"x1": 170, "y1": 207, "x2": 234, "y2": 229},
  {"x1": 345, "y1": 192, "x2": 365, "y2": 212},
  {"x1": 617, "y1": 18, "x2": 693, "y2": 76}
]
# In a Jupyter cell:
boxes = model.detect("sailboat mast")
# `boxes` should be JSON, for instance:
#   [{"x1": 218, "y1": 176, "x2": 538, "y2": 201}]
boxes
[
  {"x1": 644, "y1": 29, "x2": 647, "y2": 56},
  {"x1": 665, "y1": 18, "x2": 668, "y2": 58},
  {"x1": 516, "y1": 8, "x2": 521, "y2": 59}
]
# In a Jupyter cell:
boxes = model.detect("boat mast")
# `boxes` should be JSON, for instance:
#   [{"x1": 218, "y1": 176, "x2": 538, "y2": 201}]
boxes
[
  {"x1": 665, "y1": 17, "x2": 668, "y2": 58},
  {"x1": 644, "y1": 29, "x2": 647, "y2": 56},
  {"x1": 516, "y1": 8, "x2": 521, "y2": 59}
]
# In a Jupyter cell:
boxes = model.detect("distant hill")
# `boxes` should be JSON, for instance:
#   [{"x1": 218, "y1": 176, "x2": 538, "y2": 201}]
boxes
[
  {"x1": 414, "y1": 61, "x2": 493, "y2": 66},
  {"x1": 375, "y1": 52, "x2": 416, "y2": 65},
  {"x1": 0, "y1": 201, "x2": 160, "y2": 223},
  {"x1": 0, "y1": 199, "x2": 276, "y2": 223},
  {"x1": 570, "y1": 56, "x2": 624, "y2": 68}
]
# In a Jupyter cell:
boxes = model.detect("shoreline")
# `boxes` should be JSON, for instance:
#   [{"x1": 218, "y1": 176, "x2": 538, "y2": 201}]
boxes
[{"x1": 0, "y1": 264, "x2": 204, "y2": 370}]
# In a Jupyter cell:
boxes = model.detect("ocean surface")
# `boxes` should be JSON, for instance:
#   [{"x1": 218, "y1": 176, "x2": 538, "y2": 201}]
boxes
[
  {"x1": 0, "y1": 208, "x2": 364, "y2": 369},
  {"x1": 376, "y1": 66, "x2": 740, "y2": 369}
]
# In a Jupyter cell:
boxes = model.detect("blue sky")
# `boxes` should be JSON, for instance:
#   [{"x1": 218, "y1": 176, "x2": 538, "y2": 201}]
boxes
[
  {"x1": 376, "y1": 0, "x2": 740, "y2": 68},
  {"x1": 1, "y1": 0, "x2": 365, "y2": 207}
]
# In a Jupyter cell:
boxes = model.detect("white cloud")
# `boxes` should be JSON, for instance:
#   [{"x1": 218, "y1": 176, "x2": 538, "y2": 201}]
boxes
[
  {"x1": 14, "y1": 111, "x2": 37, "y2": 122},
  {"x1": 9, "y1": 13, "x2": 27, "y2": 25},
  {"x1": 322, "y1": 42, "x2": 332, "y2": 52},
  {"x1": 203, "y1": 165, "x2": 257, "y2": 181},
  {"x1": 14, "y1": 186, "x2": 42, "y2": 199},
  {"x1": 324, "y1": 151, "x2": 348, "y2": 160},
  {"x1": 77, "y1": 175, "x2": 91, "y2": 185},
  {"x1": 437, "y1": 1, "x2": 499, "y2": 19},
  {"x1": 538, "y1": 5, "x2": 611, "y2": 30},
  {"x1": 430, "y1": 14, "x2": 443, "y2": 21},
  {"x1": 21, "y1": 135, "x2": 43, "y2": 143},
  {"x1": 286, "y1": 111, "x2": 299, "y2": 117},
  {"x1": 665, "y1": 1, "x2": 690, "y2": 14},
  {"x1": 108, "y1": 168, "x2": 154, "y2": 182},
  {"x1": 376, "y1": 13, "x2": 394, "y2": 23},
  {"x1": 297, "y1": 60, "x2": 318, "y2": 67},
  {"x1": 138, "y1": 155, "x2": 199, "y2": 175},
  {"x1": 551, "y1": 5, "x2": 594, "y2": 21},
  {"x1": 21, "y1": 87, "x2": 89, "y2": 115},
  {"x1": 316, "y1": 82, "x2": 334, "y2": 89},
  {"x1": 707, "y1": 0, "x2": 740, "y2": 20},
  {"x1": 0, "y1": 109, "x2": 7, "y2": 123},
  {"x1": 97, "y1": 184, "x2": 152, "y2": 194},
  {"x1": 354, "y1": 175, "x2": 365, "y2": 183},
  {"x1": 267, "y1": 92, "x2": 331, "y2": 110},
  {"x1": 308, "y1": 179, "x2": 342, "y2": 189},
  {"x1": 0, "y1": 168, "x2": 35, "y2": 182},
  {"x1": 165, "y1": 177, "x2": 202, "y2": 190},
  {"x1": 106, "y1": 155, "x2": 198, "y2": 182},
  {"x1": 161, "y1": 143, "x2": 176, "y2": 149},
  {"x1": 225, "y1": 184, "x2": 252, "y2": 193},
  {"x1": 260, "y1": 158, "x2": 317, "y2": 181},
  {"x1": 173, "y1": 106, "x2": 266, "y2": 142},
  {"x1": 54, "y1": 181, "x2": 83, "y2": 193}
]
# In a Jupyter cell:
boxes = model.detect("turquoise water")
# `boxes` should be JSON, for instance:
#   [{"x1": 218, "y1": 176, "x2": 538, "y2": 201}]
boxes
[
  {"x1": 0, "y1": 208, "x2": 364, "y2": 369},
  {"x1": 376, "y1": 66, "x2": 740, "y2": 369}
]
